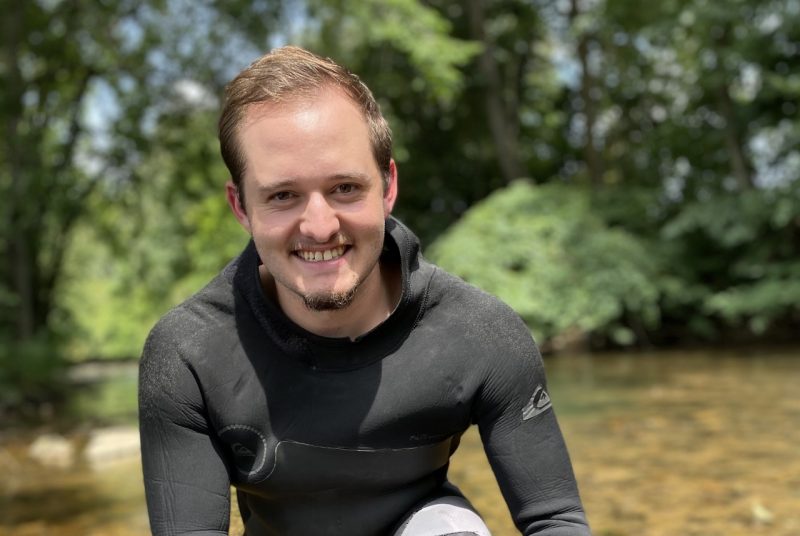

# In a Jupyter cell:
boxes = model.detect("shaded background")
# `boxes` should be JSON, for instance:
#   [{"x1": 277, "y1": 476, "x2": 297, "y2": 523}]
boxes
[{"x1": 1, "y1": 0, "x2": 799, "y2": 534}]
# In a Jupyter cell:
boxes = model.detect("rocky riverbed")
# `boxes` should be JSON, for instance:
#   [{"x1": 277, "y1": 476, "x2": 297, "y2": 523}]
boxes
[
  {"x1": 25, "y1": 426, "x2": 141, "y2": 469},
  {"x1": 2, "y1": 350, "x2": 799, "y2": 535}
]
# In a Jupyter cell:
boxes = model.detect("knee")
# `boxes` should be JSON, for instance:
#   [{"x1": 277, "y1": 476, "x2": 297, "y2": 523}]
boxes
[{"x1": 393, "y1": 496, "x2": 491, "y2": 536}]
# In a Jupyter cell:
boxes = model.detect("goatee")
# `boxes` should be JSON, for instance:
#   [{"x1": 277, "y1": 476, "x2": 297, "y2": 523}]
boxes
[{"x1": 302, "y1": 287, "x2": 358, "y2": 311}]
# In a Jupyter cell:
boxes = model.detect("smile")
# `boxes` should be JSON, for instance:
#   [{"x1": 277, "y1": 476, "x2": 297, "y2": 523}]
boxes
[{"x1": 297, "y1": 246, "x2": 347, "y2": 262}]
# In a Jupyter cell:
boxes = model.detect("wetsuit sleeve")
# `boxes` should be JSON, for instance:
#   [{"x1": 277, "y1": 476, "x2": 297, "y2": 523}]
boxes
[
  {"x1": 473, "y1": 312, "x2": 591, "y2": 535},
  {"x1": 138, "y1": 320, "x2": 232, "y2": 535}
]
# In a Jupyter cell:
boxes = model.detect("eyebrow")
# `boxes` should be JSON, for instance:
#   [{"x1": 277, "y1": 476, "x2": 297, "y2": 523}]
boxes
[
  {"x1": 254, "y1": 172, "x2": 372, "y2": 195},
  {"x1": 255, "y1": 179, "x2": 297, "y2": 196},
  {"x1": 331, "y1": 171, "x2": 371, "y2": 182}
]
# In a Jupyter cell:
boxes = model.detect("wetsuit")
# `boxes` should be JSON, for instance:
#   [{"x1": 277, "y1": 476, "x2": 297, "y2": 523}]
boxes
[{"x1": 139, "y1": 217, "x2": 590, "y2": 535}]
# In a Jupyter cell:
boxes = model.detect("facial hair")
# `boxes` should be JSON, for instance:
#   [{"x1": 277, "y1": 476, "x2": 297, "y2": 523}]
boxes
[
  {"x1": 299, "y1": 241, "x2": 383, "y2": 312},
  {"x1": 302, "y1": 286, "x2": 358, "y2": 311}
]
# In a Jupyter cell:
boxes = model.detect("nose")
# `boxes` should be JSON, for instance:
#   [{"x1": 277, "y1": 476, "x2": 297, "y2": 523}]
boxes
[{"x1": 299, "y1": 193, "x2": 340, "y2": 243}]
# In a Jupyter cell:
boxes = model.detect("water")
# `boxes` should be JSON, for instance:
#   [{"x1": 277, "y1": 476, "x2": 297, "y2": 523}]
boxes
[
  {"x1": 2, "y1": 348, "x2": 799, "y2": 535},
  {"x1": 542, "y1": 348, "x2": 800, "y2": 536}
]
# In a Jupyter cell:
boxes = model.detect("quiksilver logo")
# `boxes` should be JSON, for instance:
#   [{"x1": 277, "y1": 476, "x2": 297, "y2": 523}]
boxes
[
  {"x1": 233, "y1": 443, "x2": 256, "y2": 458},
  {"x1": 220, "y1": 424, "x2": 267, "y2": 476},
  {"x1": 522, "y1": 385, "x2": 552, "y2": 420}
]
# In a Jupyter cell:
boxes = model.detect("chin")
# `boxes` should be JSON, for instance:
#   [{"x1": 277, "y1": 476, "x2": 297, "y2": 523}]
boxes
[{"x1": 302, "y1": 288, "x2": 357, "y2": 311}]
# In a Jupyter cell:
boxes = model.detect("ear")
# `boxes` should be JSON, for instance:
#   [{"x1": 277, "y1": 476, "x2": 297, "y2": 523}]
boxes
[
  {"x1": 383, "y1": 159, "x2": 399, "y2": 215},
  {"x1": 226, "y1": 180, "x2": 252, "y2": 234}
]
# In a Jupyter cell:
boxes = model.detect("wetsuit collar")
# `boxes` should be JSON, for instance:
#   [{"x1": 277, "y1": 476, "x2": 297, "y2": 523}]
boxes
[{"x1": 233, "y1": 217, "x2": 434, "y2": 371}]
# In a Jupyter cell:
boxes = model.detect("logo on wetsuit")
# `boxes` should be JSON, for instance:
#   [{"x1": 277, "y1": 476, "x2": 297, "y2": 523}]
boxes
[
  {"x1": 219, "y1": 424, "x2": 268, "y2": 476},
  {"x1": 233, "y1": 443, "x2": 256, "y2": 458},
  {"x1": 522, "y1": 384, "x2": 552, "y2": 420}
]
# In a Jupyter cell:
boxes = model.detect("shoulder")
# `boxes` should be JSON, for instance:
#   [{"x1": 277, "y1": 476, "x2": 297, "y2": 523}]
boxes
[
  {"x1": 424, "y1": 260, "x2": 544, "y2": 364},
  {"x1": 425, "y1": 263, "x2": 532, "y2": 341},
  {"x1": 139, "y1": 270, "x2": 238, "y2": 408},
  {"x1": 420, "y1": 262, "x2": 543, "y2": 374},
  {"x1": 142, "y1": 269, "x2": 237, "y2": 366}
]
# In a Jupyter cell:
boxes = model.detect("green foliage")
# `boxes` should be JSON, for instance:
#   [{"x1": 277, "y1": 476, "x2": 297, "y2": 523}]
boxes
[
  {"x1": 2, "y1": 0, "x2": 799, "y2": 401},
  {"x1": 0, "y1": 0, "x2": 171, "y2": 408},
  {"x1": 660, "y1": 184, "x2": 800, "y2": 335},
  {"x1": 308, "y1": 0, "x2": 481, "y2": 104},
  {"x1": 56, "y1": 224, "x2": 159, "y2": 360},
  {"x1": 706, "y1": 278, "x2": 800, "y2": 334},
  {"x1": 0, "y1": 333, "x2": 67, "y2": 418},
  {"x1": 56, "y1": 197, "x2": 248, "y2": 361},
  {"x1": 56, "y1": 130, "x2": 248, "y2": 361},
  {"x1": 428, "y1": 181, "x2": 661, "y2": 346}
]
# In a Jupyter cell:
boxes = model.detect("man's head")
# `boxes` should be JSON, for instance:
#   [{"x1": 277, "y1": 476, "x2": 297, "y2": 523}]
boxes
[
  {"x1": 219, "y1": 46, "x2": 393, "y2": 207},
  {"x1": 220, "y1": 46, "x2": 399, "y2": 319}
]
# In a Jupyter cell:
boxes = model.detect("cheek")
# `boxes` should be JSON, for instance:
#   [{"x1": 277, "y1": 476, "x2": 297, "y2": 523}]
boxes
[
  {"x1": 251, "y1": 210, "x2": 296, "y2": 236},
  {"x1": 249, "y1": 222, "x2": 288, "y2": 254}
]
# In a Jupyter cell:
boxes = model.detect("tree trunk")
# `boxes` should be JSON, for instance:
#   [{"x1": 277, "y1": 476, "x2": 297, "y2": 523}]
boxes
[
  {"x1": 570, "y1": 0, "x2": 604, "y2": 188},
  {"x1": 3, "y1": 1, "x2": 36, "y2": 340},
  {"x1": 465, "y1": 0, "x2": 524, "y2": 183},
  {"x1": 717, "y1": 84, "x2": 754, "y2": 190},
  {"x1": 2, "y1": 3, "x2": 97, "y2": 341},
  {"x1": 711, "y1": 24, "x2": 753, "y2": 190}
]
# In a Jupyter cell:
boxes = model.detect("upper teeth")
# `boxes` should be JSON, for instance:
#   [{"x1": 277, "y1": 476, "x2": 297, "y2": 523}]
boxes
[{"x1": 299, "y1": 246, "x2": 346, "y2": 262}]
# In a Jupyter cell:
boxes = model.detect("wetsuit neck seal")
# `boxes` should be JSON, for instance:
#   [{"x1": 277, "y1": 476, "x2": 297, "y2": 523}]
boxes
[{"x1": 231, "y1": 217, "x2": 435, "y2": 371}]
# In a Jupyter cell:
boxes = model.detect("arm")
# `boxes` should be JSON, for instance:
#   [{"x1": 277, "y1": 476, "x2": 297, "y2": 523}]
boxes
[
  {"x1": 139, "y1": 321, "x2": 232, "y2": 535},
  {"x1": 474, "y1": 315, "x2": 591, "y2": 535}
]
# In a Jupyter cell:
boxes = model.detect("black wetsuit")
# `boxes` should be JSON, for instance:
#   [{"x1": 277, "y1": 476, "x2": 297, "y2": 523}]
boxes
[{"x1": 139, "y1": 218, "x2": 590, "y2": 535}]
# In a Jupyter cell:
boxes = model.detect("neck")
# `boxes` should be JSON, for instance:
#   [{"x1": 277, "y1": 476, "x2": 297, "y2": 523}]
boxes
[{"x1": 262, "y1": 261, "x2": 401, "y2": 340}]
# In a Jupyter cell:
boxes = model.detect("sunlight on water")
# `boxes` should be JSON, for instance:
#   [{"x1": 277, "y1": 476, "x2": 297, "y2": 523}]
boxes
[
  {"x1": 1, "y1": 348, "x2": 799, "y2": 535},
  {"x1": 541, "y1": 349, "x2": 800, "y2": 536}
]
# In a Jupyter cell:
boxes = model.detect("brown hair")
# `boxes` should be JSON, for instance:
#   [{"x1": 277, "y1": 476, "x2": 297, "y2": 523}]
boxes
[{"x1": 218, "y1": 46, "x2": 393, "y2": 206}]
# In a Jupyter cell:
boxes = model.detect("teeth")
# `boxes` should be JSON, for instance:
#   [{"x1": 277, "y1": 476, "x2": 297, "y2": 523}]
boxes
[{"x1": 299, "y1": 246, "x2": 346, "y2": 262}]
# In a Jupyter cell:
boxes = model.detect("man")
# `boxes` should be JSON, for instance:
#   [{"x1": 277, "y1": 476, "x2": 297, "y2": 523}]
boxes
[{"x1": 139, "y1": 46, "x2": 590, "y2": 535}]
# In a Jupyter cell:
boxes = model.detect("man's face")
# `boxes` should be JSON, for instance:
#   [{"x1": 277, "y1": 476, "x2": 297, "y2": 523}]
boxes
[{"x1": 227, "y1": 89, "x2": 397, "y2": 312}]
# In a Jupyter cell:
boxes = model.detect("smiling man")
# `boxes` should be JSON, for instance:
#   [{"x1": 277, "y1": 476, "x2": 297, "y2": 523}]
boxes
[
  {"x1": 227, "y1": 84, "x2": 399, "y2": 338},
  {"x1": 139, "y1": 47, "x2": 591, "y2": 536}
]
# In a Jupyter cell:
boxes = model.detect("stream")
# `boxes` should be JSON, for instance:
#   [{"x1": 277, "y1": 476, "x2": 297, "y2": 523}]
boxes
[{"x1": 2, "y1": 347, "x2": 798, "y2": 535}]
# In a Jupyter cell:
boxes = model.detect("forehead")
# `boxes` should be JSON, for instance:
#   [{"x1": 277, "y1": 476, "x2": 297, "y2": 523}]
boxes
[
  {"x1": 241, "y1": 87, "x2": 367, "y2": 134},
  {"x1": 237, "y1": 88, "x2": 378, "y2": 182}
]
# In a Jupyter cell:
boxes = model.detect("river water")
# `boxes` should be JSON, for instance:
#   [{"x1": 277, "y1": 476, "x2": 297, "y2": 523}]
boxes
[{"x1": 2, "y1": 347, "x2": 799, "y2": 535}]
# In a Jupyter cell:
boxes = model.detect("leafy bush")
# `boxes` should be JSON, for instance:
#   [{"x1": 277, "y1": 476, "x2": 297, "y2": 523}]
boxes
[
  {"x1": 427, "y1": 180, "x2": 662, "y2": 347},
  {"x1": 662, "y1": 186, "x2": 800, "y2": 335}
]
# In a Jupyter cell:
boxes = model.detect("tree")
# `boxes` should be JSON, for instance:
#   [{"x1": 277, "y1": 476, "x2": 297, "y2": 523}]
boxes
[
  {"x1": 576, "y1": 0, "x2": 800, "y2": 338},
  {"x1": 0, "y1": 0, "x2": 165, "y2": 344}
]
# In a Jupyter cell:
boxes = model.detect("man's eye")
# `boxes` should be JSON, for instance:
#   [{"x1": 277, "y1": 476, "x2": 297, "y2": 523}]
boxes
[
  {"x1": 271, "y1": 191, "x2": 294, "y2": 202},
  {"x1": 334, "y1": 183, "x2": 357, "y2": 194}
]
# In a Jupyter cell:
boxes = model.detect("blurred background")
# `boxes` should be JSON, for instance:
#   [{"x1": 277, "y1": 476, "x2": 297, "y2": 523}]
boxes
[{"x1": 1, "y1": 0, "x2": 799, "y2": 534}]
